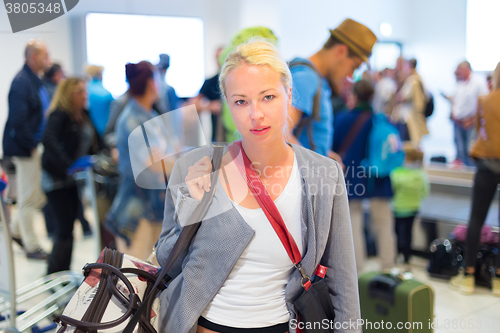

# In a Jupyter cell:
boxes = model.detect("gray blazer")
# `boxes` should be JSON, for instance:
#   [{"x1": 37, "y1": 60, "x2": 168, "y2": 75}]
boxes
[{"x1": 156, "y1": 144, "x2": 361, "y2": 333}]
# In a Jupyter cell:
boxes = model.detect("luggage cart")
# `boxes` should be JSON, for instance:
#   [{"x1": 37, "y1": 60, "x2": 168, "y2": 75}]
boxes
[
  {"x1": 73, "y1": 166, "x2": 119, "y2": 259},
  {"x1": 0, "y1": 180, "x2": 82, "y2": 333}
]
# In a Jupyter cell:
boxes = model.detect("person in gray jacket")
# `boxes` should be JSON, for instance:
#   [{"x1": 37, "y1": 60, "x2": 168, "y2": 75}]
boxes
[{"x1": 156, "y1": 38, "x2": 360, "y2": 333}]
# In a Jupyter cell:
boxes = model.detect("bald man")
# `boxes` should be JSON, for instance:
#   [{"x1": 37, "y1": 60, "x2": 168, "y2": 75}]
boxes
[
  {"x1": 2, "y1": 39, "x2": 50, "y2": 259},
  {"x1": 450, "y1": 61, "x2": 488, "y2": 166}
]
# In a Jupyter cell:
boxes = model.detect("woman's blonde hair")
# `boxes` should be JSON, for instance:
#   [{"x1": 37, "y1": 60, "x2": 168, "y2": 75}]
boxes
[
  {"x1": 48, "y1": 77, "x2": 86, "y2": 118},
  {"x1": 219, "y1": 37, "x2": 292, "y2": 99},
  {"x1": 492, "y1": 62, "x2": 500, "y2": 90}
]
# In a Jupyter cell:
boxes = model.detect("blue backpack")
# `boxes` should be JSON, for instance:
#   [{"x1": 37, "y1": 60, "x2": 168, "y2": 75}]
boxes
[{"x1": 361, "y1": 114, "x2": 405, "y2": 177}]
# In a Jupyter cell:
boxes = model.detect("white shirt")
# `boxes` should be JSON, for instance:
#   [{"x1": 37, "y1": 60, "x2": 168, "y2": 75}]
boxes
[
  {"x1": 372, "y1": 77, "x2": 397, "y2": 113},
  {"x1": 201, "y1": 154, "x2": 304, "y2": 328},
  {"x1": 452, "y1": 74, "x2": 489, "y2": 120}
]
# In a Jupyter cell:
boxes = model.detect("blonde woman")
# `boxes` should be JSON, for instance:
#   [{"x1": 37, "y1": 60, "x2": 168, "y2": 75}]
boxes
[
  {"x1": 156, "y1": 39, "x2": 360, "y2": 333},
  {"x1": 42, "y1": 77, "x2": 104, "y2": 274}
]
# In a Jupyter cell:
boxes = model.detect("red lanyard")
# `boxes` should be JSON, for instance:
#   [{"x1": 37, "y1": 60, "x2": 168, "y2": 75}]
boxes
[
  {"x1": 227, "y1": 141, "x2": 318, "y2": 292},
  {"x1": 228, "y1": 141, "x2": 302, "y2": 265}
]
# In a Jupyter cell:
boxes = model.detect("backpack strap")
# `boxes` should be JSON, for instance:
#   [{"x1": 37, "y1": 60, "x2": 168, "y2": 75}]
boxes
[
  {"x1": 289, "y1": 60, "x2": 322, "y2": 151},
  {"x1": 337, "y1": 112, "x2": 372, "y2": 160}
]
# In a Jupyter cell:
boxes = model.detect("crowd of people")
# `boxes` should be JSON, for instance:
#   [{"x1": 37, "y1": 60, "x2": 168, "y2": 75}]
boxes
[{"x1": 2, "y1": 16, "x2": 500, "y2": 332}]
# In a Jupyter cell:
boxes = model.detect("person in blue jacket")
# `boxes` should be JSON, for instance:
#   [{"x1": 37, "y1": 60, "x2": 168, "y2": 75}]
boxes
[
  {"x1": 2, "y1": 39, "x2": 50, "y2": 260},
  {"x1": 333, "y1": 79, "x2": 396, "y2": 272},
  {"x1": 86, "y1": 65, "x2": 114, "y2": 137}
]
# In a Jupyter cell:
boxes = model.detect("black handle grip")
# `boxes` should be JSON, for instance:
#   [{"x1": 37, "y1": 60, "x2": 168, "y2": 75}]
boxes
[{"x1": 368, "y1": 275, "x2": 400, "y2": 305}]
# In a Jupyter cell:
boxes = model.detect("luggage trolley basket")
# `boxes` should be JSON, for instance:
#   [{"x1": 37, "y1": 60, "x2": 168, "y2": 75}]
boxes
[
  {"x1": 72, "y1": 154, "x2": 120, "y2": 259},
  {"x1": 0, "y1": 179, "x2": 82, "y2": 333}
]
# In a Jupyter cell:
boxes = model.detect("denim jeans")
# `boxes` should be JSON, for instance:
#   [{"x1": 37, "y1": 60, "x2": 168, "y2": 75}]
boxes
[{"x1": 454, "y1": 123, "x2": 475, "y2": 166}]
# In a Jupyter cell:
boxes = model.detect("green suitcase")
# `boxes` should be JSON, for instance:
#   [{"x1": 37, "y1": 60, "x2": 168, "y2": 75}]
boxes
[{"x1": 359, "y1": 271, "x2": 434, "y2": 332}]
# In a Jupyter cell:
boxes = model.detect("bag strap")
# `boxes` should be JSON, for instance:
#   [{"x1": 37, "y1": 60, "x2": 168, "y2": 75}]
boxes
[
  {"x1": 228, "y1": 141, "x2": 311, "y2": 289},
  {"x1": 289, "y1": 60, "x2": 322, "y2": 122},
  {"x1": 336, "y1": 112, "x2": 371, "y2": 160},
  {"x1": 289, "y1": 60, "x2": 322, "y2": 152},
  {"x1": 123, "y1": 144, "x2": 225, "y2": 333}
]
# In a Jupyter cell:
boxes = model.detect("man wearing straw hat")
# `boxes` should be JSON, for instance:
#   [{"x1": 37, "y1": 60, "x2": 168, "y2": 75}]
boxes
[{"x1": 288, "y1": 18, "x2": 377, "y2": 163}]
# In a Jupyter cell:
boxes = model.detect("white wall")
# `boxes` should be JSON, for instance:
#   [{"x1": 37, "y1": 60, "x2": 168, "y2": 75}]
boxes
[
  {"x1": 0, "y1": 0, "x2": 241, "y2": 157},
  {"x1": 278, "y1": 0, "x2": 411, "y2": 60},
  {"x1": 0, "y1": 0, "x2": 470, "y2": 158},
  {"x1": 236, "y1": 0, "x2": 412, "y2": 60},
  {"x1": 405, "y1": 0, "x2": 468, "y2": 162}
]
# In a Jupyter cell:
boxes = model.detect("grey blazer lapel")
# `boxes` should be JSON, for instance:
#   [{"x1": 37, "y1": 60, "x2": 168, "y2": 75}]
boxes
[
  {"x1": 284, "y1": 147, "x2": 319, "y2": 303},
  {"x1": 295, "y1": 145, "x2": 319, "y2": 274}
]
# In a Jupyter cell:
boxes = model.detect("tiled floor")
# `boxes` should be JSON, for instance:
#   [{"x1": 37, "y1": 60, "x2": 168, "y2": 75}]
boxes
[
  {"x1": 3, "y1": 206, "x2": 500, "y2": 332},
  {"x1": 394, "y1": 258, "x2": 500, "y2": 333},
  {"x1": 1, "y1": 205, "x2": 96, "y2": 332}
]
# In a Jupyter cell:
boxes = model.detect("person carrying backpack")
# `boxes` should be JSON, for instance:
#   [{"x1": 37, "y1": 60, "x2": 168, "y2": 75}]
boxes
[
  {"x1": 288, "y1": 18, "x2": 376, "y2": 162},
  {"x1": 333, "y1": 79, "x2": 397, "y2": 273}
]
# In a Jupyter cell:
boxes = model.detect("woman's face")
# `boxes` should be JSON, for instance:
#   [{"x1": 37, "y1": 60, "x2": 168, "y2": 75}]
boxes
[
  {"x1": 72, "y1": 81, "x2": 87, "y2": 110},
  {"x1": 225, "y1": 63, "x2": 291, "y2": 145},
  {"x1": 53, "y1": 69, "x2": 64, "y2": 84}
]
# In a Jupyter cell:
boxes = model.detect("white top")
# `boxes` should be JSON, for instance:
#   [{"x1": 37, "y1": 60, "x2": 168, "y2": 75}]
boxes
[
  {"x1": 452, "y1": 74, "x2": 489, "y2": 120},
  {"x1": 372, "y1": 77, "x2": 397, "y2": 113},
  {"x1": 201, "y1": 154, "x2": 304, "y2": 328}
]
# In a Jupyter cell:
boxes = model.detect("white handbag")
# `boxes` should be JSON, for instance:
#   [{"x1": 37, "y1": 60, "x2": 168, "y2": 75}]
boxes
[{"x1": 55, "y1": 248, "x2": 162, "y2": 333}]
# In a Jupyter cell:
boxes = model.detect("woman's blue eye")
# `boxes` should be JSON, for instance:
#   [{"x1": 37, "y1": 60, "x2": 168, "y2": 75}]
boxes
[
  {"x1": 264, "y1": 95, "x2": 275, "y2": 101},
  {"x1": 235, "y1": 100, "x2": 246, "y2": 106}
]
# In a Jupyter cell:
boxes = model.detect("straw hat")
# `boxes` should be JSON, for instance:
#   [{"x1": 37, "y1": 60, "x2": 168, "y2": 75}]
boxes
[{"x1": 330, "y1": 19, "x2": 377, "y2": 63}]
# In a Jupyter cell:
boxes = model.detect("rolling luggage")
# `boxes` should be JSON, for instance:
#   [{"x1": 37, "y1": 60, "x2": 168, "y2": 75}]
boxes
[{"x1": 359, "y1": 271, "x2": 434, "y2": 332}]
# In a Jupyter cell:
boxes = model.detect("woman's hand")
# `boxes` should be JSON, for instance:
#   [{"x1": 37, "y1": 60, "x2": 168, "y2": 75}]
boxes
[{"x1": 185, "y1": 156, "x2": 212, "y2": 200}]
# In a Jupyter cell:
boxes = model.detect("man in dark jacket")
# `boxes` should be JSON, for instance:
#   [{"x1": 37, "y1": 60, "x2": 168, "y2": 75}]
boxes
[{"x1": 2, "y1": 39, "x2": 50, "y2": 259}]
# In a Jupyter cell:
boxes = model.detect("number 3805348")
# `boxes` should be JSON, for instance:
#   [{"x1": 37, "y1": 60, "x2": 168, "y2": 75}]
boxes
[{"x1": 5, "y1": 2, "x2": 61, "y2": 14}]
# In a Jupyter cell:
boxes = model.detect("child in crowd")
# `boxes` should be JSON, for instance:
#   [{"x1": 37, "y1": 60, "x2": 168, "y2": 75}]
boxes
[{"x1": 391, "y1": 144, "x2": 429, "y2": 266}]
